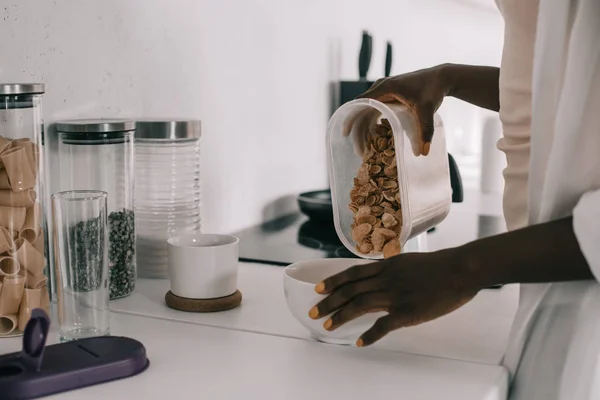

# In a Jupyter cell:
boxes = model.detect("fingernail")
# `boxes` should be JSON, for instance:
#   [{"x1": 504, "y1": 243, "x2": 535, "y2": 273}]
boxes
[
  {"x1": 315, "y1": 282, "x2": 326, "y2": 294},
  {"x1": 309, "y1": 307, "x2": 319, "y2": 319},
  {"x1": 323, "y1": 319, "x2": 333, "y2": 330},
  {"x1": 356, "y1": 338, "x2": 365, "y2": 347},
  {"x1": 423, "y1": 142, "x2": 431, "y2": 156}
]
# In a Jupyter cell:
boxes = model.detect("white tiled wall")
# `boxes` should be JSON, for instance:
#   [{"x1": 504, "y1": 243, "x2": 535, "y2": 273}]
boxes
[{"x1": 0, "y1": 0, "x2": 503, "y2": 233}]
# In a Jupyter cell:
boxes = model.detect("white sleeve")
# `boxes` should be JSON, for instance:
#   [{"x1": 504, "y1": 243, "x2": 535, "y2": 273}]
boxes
[
  {"x1": 533, "y1": 0, "x2": 600, "y2": 281},
  {"x1": 573, "y1": 190, "x2": 600, "y2": 281}
]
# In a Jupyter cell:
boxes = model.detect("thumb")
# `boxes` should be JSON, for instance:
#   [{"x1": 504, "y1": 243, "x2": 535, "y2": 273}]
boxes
[
  {"x1": 356, "y1": 79, "x2": 398, "y2": 103},
  {"x1": 414, "y1": 104, "x2": 435, "y2": 156}
]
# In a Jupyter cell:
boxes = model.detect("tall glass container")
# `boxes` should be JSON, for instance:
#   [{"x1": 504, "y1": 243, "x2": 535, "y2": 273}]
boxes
[
  {"x1": 134, "y1": 120, "x2": 201, "y2": 278},
  {"x1": 0, "y1": 83, "x2": 49, "y2": 337},
  {"x1": 52, "y1": 190, "x2": 109, "y2": 342},
  {"x1": 49, "y1": 120, "x2": 136, "y2": 299}
]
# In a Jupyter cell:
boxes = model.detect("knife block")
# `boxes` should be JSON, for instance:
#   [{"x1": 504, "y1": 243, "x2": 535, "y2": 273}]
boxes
[{"x1": 337, "y1": 80, "x2": 374, "y2": 108}]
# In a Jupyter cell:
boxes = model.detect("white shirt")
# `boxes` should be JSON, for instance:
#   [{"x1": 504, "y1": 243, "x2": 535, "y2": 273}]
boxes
[
  {"x1": 494, "y1": 0, "x2": 538, "y2": 231},
  {"x1": 499, "y1": 0, "x2": 600, "y2": 398}
]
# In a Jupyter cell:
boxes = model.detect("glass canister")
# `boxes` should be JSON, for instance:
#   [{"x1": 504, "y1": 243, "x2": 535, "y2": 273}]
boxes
[
  {"x1": 327, "y1": 99, "x2": 452, "y2": 259},
  {"x1": 49, "y1": 120, "x2": 136, "y2": 299},
  {"x1": 134, "y1": 120, "x2": 201, "y2": 278},
  {"x1": 0, "y1": 83, "x2": 49, "y2": 337}
]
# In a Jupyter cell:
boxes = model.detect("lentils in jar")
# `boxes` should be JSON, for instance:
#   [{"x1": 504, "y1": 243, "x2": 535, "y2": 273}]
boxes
[{"x1": 108, "y1": 209, "x2": 136, "y2": 299}]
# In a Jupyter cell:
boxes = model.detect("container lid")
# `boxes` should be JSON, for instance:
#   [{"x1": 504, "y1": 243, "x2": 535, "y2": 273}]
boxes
[
  {"x1": 55, "y1": 119, "x2": 135, "y2": 133},
  {"x1": 0, "y1": 83, "x2": 45, "y2": 95},
  {"x1": 54, "y1": 119, "x2": 135, "y2": 144},
  {"x1": 134, "y1": 120, "x2": 201, "y2": 140}
]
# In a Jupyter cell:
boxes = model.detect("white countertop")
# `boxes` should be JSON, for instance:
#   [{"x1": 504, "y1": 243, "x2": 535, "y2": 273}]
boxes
[
  {"x1": 0, "y1": 312, "x2": 508, "y2": 400},
  {"x1": 111, "y1": 262, "x2": 519, "y2": 365},
  {"x1": 0, "y1": 191, "x2": 514, "y2": 399}
]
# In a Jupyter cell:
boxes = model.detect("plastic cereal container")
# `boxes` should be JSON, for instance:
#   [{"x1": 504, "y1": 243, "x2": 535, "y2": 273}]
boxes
[{"x1": 327, "y1": 99, "x2": 452, "y2": 259}]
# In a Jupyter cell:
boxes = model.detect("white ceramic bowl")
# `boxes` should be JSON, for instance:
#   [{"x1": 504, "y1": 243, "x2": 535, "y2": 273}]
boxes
[{"x1": 284, "y1": 258, "x2": 384, "y2": 345}]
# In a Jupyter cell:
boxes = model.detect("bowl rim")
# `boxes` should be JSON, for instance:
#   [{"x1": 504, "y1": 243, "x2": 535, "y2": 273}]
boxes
[
  {"x1": 167, "y1": 233, "x2": 239, "y2": 248},
  {"x1": 284, "y1": 258, "x2": 372, "y2": 286}
]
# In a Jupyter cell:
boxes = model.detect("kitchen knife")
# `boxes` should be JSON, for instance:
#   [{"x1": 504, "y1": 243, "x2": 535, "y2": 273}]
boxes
[
  {"x1": 358, "y1": 31, "x2": 372, "y2": 80},
  {"x1": 385, "y1": 41, "x2": 393, "y2": 77}
]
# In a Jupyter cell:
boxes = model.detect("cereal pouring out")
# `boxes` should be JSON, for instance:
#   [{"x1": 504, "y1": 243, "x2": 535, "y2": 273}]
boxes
[{"x1": 348, "y1": 119, "x2": 402, "y2": 258}]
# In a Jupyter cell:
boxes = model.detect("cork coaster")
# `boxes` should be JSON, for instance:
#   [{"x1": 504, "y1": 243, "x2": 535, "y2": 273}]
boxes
[{"x1": 165, "y1": 290, "x2": 242, "y2": 313}]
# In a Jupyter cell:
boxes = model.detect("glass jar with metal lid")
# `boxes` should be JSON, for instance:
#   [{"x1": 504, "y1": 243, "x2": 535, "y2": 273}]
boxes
[
  {"x1": 134, "y1": 120, "x2": 201, "y2": 279},
  {"x1": 47, "y1": 119, "x2": 136, "y2": 299},
  {"x1": 0, "y1": 83, "x2": 49, "y2": 337}
]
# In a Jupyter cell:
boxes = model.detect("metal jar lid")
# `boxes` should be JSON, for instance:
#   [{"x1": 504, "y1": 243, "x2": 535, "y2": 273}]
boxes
[
  {"x1": 55, "y1": 119, "x2": 135, "y2": 133},
  {"x1": 54, "y1": 119, "x2": 135, "y2": 144},
  {"x1": 0, "y1": 83, "x2": 45, "y2": 95},
  {"x1": 134, "y1": 120, "x2": 201, "y2": 141}
]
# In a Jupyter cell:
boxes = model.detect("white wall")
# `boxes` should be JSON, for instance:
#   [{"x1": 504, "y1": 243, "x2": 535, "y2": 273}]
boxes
[{"x1": 0, "y1": 0, "x2": 504, "y2": 233}]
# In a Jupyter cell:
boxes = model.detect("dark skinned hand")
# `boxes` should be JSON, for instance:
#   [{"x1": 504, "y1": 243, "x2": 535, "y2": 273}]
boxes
[
  {"x1": 355, "y1": 65, "x2": 449, "y2": 156},
  {"x1": 308, "y1": 249, "x2": 478, "y2": 347},
  {"x1": 347, "y1": 64, "x2": 501, "y2": 157}
]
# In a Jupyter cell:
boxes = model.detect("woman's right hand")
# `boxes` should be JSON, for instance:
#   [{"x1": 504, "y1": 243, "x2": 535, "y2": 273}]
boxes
[
  {"x1": 346, "y1": 64, "x2": 500, "y2": 156},
  {"x1": 356, "y1": 65, "x2": 450, "y2": 156}
]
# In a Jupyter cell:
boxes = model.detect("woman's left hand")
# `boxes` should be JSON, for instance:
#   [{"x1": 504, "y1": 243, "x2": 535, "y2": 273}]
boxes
[{"x1": 309, "y1": 249, "x2": 479, "y2": 347}]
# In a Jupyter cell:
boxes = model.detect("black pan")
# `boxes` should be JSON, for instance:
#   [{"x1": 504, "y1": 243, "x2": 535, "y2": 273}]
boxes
[{"x1": 297, "y1": 190, "x2": 334, "y2": 222}]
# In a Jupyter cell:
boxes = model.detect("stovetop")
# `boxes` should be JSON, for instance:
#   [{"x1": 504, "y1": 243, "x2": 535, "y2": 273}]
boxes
[
  {"x1": 233, "y1": 214, "x2": 357, "y2": 266},
  {"x1": 233, "y1": 206, "x2": 506, "y2": 268}
]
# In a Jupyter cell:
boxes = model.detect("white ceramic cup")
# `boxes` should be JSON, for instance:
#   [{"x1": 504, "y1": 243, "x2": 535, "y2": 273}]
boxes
[{"x1": 167, "y1": 233, "x2": 239, "y2": 299}]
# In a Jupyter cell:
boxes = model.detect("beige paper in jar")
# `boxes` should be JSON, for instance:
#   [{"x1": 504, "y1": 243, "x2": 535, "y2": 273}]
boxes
[
  {"x1": 13, "y1": 140, "x2": 38, "y2": 176},
  {"x1": 0, "y1": 226, "x2": 14, "y2": 254},
  {"x1": 0, "y1": 275, "x2": 25, "y2": 315},
  {"x1": 0, "y1": 314, "x2": 18, "y2": 335},
  {"x1": 0, "y1": 256, "x2": 20, "y2": 277},
  {"x1": 40, "y1": 285, "x2": 50, "y2": 314},
  {"x1": 0, "y1": 146, "x2": 36, "y2": 192},
  {"x1": 0, "y1": 170, "x2": 11, "y2": 190},
  {"x1": 0, "y1": 136, "x2": 12, "y2": 155},
  {"x1": 0, "y1": 189, "x2": 36, "y2": 208},
  {"x1": 11, "y1": 238, "x2": 46, "y2": 276},
  {"x1": 19, "y1": 203, "x2": 41, "y2": 242},
  {"x1": 0, "y1": 206, "x2": 26, "y2": 232},
  {"x1": 32, "y1": 228, "x2": 44, "y2": 253},
  {"x1": 18, "y1": 287, "x2": 42, "y2": 331},
  {"x1": 26, "y1": 272, "x2": 47, "y2": 289},
  {"x1": 33, "y1": 146, "x2": 40, "y2": 176}
]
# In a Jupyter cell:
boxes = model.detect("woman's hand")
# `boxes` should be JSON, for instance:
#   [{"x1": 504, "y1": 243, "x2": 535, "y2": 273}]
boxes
[
  {"x1": 357, "y1": 65, "x2": 450, "y2": 156},
  {"x1": 309, "y1": 249, "x2": 478, "y2": 347},
  {"x1": 308, "y1": 216, "x2": 596, "y2": 347},
  {"x1": 346, "y1": 64, "x2": 500, "y2": 156}
]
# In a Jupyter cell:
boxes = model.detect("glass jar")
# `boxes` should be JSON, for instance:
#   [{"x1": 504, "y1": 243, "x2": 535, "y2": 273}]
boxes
[
  {"x1": 0, "y1": 83, "x2": 49, "y2": 337},
  {"x1": 134, "y1": 120, "x2": 201, "y2": 278},
  {"x1": 327, "y1": 99, "x2": 452, "y2": 259},
  {"x1": 49, "y1": 120, "x2": 136, "y2": 299}
]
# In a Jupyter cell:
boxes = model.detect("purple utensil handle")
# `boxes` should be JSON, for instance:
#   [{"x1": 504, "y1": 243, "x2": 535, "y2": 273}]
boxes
[{"x1": 0, "y1": 309, "x2": 149, "y2": 400}]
